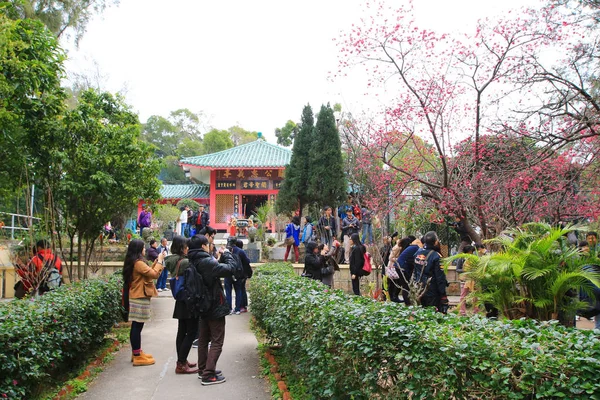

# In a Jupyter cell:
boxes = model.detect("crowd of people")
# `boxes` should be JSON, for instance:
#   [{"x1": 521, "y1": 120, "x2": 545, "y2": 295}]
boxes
[
  {"x1": 297, "y1": 211, "x2": 600, "y2": 322},
  {"x1": 121, "y1": 225, "x2": 252, "y2": 386}
]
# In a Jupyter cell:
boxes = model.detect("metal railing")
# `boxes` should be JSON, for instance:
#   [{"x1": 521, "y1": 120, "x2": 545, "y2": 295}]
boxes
[{"x1": 0, "y1": 212, "x2": 41, "y2": 240}]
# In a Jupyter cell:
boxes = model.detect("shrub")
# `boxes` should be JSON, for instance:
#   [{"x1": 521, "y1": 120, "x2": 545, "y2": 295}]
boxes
[
  {"x1": 175, "y1": 199, "x2": 201, "y2": 211},
  {"x1": 250, "y1": 263, "x2": 600, "y2": 399},
  {"x1": 454, "y1": 223, "x2": 600, "y2": 323},
  {"x1": 0, "y1": 274, "x2": 123, "y2": 399}
]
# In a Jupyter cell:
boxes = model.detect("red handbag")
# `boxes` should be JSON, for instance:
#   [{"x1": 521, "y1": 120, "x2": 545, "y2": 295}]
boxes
[{"x1": 362, "y1": 252, "x2": 372, "y2": 275}]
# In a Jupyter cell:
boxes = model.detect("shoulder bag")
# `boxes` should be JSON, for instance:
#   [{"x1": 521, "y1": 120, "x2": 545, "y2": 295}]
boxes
[{"x1": 169, "y1": 259, "x2": 185, "y2": 299}]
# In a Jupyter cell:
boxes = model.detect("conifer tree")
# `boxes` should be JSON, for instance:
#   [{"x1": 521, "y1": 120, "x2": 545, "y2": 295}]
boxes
[
  {"x1": 308, "y1": 104, "x2": 347, "y2": 209},
  {"x1": 275, "y1": 104, "x2": 314, "y2": 216}
]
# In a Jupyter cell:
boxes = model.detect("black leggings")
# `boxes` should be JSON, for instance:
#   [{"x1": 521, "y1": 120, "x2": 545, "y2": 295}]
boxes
[
  {"x1": 388, "y1": 277, "x2": 402, "y2": 303},
  {"x1": 130, "y1": 321, "x2": 144, "y2": 352},
  {"x1": 176, "y1": 318, "x2": 199, "y2": 363}
]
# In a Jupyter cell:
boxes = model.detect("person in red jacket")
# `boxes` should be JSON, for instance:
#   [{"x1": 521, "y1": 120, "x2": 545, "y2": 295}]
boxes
[{"x1": 16, "y1": 239, "x2": 62, "y2": 297}]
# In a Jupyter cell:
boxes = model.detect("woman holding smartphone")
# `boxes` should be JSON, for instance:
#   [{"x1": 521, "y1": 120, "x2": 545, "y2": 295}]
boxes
[{"x1": 123, "y1": 239, "x2": 165, "y2": 366}]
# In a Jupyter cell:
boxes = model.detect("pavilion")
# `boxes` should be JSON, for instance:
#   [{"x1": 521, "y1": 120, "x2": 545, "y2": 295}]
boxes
[{"x1": 172, "y1": 138, "x2": 292, "y2": 231}]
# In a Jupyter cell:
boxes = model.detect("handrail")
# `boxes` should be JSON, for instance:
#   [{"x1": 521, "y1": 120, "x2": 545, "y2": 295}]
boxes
[{"x1": 0, "y1": 212, "x2": 41, "y2": 239}]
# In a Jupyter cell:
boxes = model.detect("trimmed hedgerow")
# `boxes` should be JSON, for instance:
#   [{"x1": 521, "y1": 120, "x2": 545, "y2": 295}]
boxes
[
  {"x1": 0, "y1": 274, "x2": 122, "y2": 399},
  {"x1": 250, "y1": 263, "x2": 600, "y2": 399}
]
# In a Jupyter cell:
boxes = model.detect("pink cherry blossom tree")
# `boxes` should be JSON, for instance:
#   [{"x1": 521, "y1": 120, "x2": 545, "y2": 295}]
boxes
[{"x1": 336, "y1": 1, "x2": 600, "y2": 240}]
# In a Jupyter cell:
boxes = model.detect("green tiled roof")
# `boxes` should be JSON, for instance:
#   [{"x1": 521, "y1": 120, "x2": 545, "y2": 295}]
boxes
[
  {"x1": 180, "y1": 139, "x2": 291, "y2": 169},
  {"x1": 160, "y1": 184, "x2": 210, "y2": 199}
]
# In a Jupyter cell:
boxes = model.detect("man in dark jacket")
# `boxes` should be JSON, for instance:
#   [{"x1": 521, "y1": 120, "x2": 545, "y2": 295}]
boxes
[
  {"x1": 318, "y1": 206, "x2": 337, "y2": 246},
  {"x1": 194, "y1": 204, "x2": 210, "y2": 233},
  {"x1": 397, "y1": 237, "x2": 421, "y2": 305},
  {"x1": 187, "y1": 234, "x2": 237, "y2": 385},
  {"x1": 412, "y1": 231, "x2": 449, "y2": 313},
  {"x1": 342, "y1": 209, "x2": 361, "y2": 264},
  {"x1": 235, "y1": 239, "x2": 252, "y2": 313},
  {"x1": 304, "y1": 241, "x2": 323, "y2": 281}
]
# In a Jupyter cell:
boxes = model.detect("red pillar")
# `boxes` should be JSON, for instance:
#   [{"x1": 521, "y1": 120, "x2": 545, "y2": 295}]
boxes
[{"x1": 209, "y1": 170, "x2": 216, "y2": 227}]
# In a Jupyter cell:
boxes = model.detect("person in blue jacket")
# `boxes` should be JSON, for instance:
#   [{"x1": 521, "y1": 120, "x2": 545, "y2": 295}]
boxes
[
  {"x1": 301, "y1": 216, "x2": 314, "y2": 245},
  {"x1": 284, "y1": 216, "x2": 301, "y2": 263},
  {"x1": 397, "y1": 236, "x2": 420, "y2": 305}
]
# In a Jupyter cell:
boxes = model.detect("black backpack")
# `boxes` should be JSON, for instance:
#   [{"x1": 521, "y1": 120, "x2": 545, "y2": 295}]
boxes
[
  {"x1": 230, "y1": 251, "x2": 246, "y2": 281},
  {"x1": 179, "y1": 266, "x2": 212, "y2": 317}
]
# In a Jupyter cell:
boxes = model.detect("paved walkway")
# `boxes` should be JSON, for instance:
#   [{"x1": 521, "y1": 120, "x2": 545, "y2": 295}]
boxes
[{"x1": 79, "y1": 292, "x2": 270, "y2": 400}]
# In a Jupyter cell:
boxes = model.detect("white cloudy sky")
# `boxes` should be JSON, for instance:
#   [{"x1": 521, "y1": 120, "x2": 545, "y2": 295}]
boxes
[{"x1": 63, "y1": 0, "x2": 541, "y2": 143}]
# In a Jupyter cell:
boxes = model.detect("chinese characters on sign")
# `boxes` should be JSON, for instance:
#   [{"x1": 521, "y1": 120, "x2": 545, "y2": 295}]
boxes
[
  {"x1": 214, "y1": 169, "x2": 284, "y2": 191},
  {"x1": 233, "y1": 195, "x2": 239, "y2": 215},
  {"x1": 216, "y1": 181, "x2": 237, "y2": 189},
  {"x1": 241, "y1": 181, "x2": 269, "y2": 189}
]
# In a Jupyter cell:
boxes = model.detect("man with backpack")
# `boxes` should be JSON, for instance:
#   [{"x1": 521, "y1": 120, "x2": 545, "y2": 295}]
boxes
[
  {"x1": 187, "y1": 234, "x2": 238, "y2": 385},
  {"x1": 31, "y1": 239, "x2": 62, "y2": 295},
  {"x1": 412, "y1": 232, "x2": 449, "y2": 313}
]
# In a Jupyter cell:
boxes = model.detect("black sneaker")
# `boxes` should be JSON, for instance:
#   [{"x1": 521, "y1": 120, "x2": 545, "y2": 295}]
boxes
[
  {"x1": 200, "y1": 375, "x2": 226, "y2": 386},
  {"x1": 192, "y1": 339, "x2": 199, "y2": 348}
]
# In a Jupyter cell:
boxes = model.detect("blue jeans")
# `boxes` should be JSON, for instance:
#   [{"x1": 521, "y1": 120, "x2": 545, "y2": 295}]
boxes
[
  {"x1": 362, "y1": 223, "x2": 373, "y2": 244},
  {"x1": 156, "y1": 267, "x2": 168, "y2": 290},
  {"x1": 224, "y1": 277, "x2": 244, "y2": 312},
  {"x1": 180, "y1": 223, "x2": 188, "y2": 237}
]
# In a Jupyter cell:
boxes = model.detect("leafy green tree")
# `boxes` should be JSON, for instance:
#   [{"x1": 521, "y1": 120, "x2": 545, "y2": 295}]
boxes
[
  {"x1": 141, "y1": 109, "x2": 206, "y2": 158},
  {"x1": 228, "y1": 125, "x2": 258, "y2": 145},
  {"x1": 308, "y1": 104, "x2": 347, "y2": 209},
  {"x1": 274, "y1": 120, "x2": 298, "y2": 147},
  {"x1": 160, "y1": 155, "x2": 187, "y2": 184},
  {"x1": 203, "y1": 129, "x2": 234, "y2": 154},
  {"x1": 171, "y1": 108, "x2": 204, "y2": 141},
  {"x1": 9, "y1": 0, "x2": 118, "y2": 44},
  {"x1": 56, "y1": 90, "x2": 161, "y2": 279},
  {"x1": 141, "y1": 115, "x2": 179, "y2": 157},
  {"x1": 276, "y1": 104, "x2": 314, "y2": 216},
  {"x1": 0, "y1": 12, "x2": 66, "y2": 200},
  {"x1": 176, "y1": 137, "x2": 204, "y2": 158}
]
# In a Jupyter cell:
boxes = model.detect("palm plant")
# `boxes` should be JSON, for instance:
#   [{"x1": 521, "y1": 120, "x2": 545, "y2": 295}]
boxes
[{"x1": 453, "y1": 223, "x2": 600, "y2": 324}]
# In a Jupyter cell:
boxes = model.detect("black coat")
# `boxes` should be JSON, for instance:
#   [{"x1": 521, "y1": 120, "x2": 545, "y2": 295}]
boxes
[
  {"x1": 413, "y1": 247, "x2": 448, "y2": 300},
  {"x1": 147, "y1": 246, "x2": 159, "y2": 262},
  {"x1": 188, "y1": 249, "x2": 237, "y2": 320},
  {"x1": 349, "y1": 244, "x2": 365, "y2": 276},
  {"x1": 164, "y1": 254, "x2": 193, "y2": 320}
]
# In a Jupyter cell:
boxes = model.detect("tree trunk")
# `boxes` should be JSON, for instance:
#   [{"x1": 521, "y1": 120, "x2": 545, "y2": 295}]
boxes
[
  {"x1": 460, "y1": 217, "x2": 481, "y2": 245},
  {"x1": 77, "y1": 236, "x2": 83, "y2": 280},
  {"x1": 68, "y1": 233, "x2": 75, "y2": 282}
]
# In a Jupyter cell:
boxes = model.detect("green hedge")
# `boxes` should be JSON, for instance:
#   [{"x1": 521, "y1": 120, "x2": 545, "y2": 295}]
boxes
[
  {"x1": 0, "y1": 274, "x2": 123, "y2": 399},
  {"x1": 250, "y1": 263, "x2": 600, "y2": 399}
]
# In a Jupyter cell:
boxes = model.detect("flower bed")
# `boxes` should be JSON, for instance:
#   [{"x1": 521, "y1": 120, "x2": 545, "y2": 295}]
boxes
[
  {"x1": 250, "y1": 263, "x2": 600, "y2": 399},
  {"x1": 0, "y1": 274, "x2": 123, "y2": 399}
]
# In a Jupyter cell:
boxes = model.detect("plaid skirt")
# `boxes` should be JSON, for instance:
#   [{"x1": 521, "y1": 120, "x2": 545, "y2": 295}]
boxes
[{"x1": 129, "y1": 298, "x2": 151, "y2": 323}]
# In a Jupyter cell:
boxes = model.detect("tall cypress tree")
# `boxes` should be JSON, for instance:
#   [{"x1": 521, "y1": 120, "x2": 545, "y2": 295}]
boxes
[
  {"x1": 275, "y1": 104, "x2": 314, "y2": 216},
  {"x1": 308, "y1": 104, "x2": 347, "y2": 209}
]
